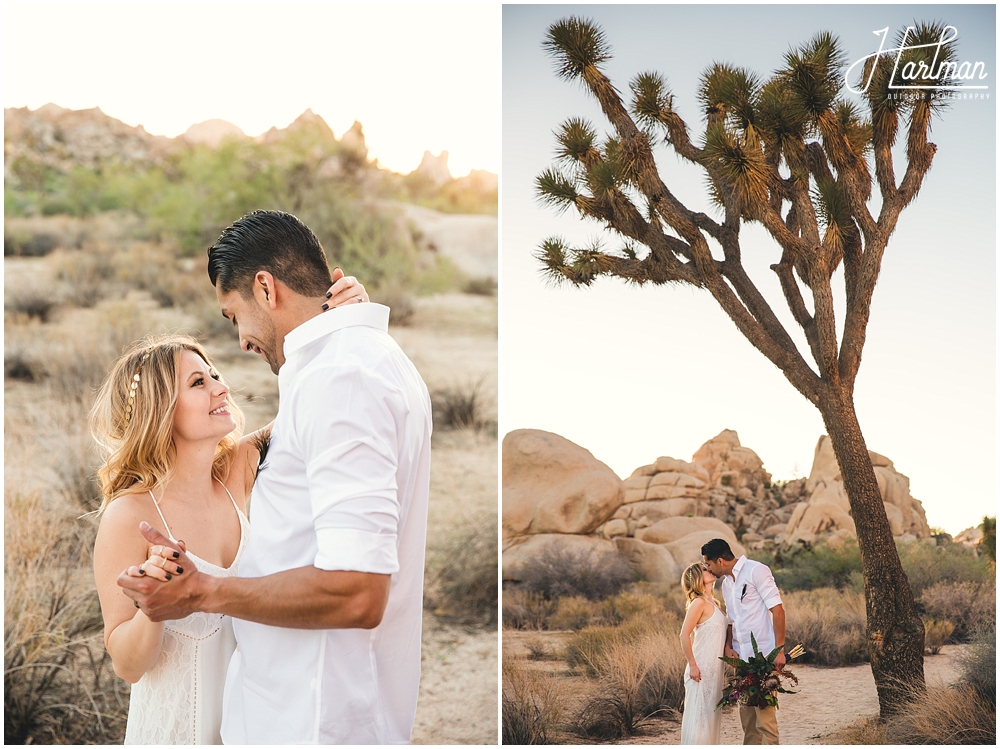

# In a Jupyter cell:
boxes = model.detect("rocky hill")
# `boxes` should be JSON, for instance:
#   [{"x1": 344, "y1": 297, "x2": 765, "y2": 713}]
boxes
[
  {"x1": 502, "y1": 428, "x2": 933, "y2": 587},
  {"x1": 4, "y1": 104, "x2": 494, "y2": 189}
]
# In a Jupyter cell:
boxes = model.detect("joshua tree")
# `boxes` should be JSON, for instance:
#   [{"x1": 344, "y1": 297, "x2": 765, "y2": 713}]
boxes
[{"x1": 535, "y1": 17, "x2": 958, "y2": 716}]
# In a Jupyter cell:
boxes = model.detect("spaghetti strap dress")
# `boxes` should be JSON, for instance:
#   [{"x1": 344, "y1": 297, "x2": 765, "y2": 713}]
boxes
[{"x1": 123, "y1": 482, "x2": 248, "y2": 745}]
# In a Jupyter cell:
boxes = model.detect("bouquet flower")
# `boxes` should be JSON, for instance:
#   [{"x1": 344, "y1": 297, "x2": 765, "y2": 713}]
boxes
[{"x1": 716, "y1": 635, "x2": 805, "y2": 710}]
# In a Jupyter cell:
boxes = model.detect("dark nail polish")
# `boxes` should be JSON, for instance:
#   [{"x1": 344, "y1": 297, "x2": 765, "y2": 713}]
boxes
[
  {"x1": 325, "y1": 291, "x2": 332, "y2": 299},
  {"x1": 176, "y1": 566, "x2": 184, "y2": 574},
  {"x1": 139, "y1": 568, "x2": 145, "y2": 575},
  {"x1": 321, "y1": 303, "x2": 329, "y2": 310},
  {"x1": 165, "y1": 573, "x2": 172, "y2": 581},
  {"x1": 172, "y1": 551, "x2": 179, "y2": 559}
]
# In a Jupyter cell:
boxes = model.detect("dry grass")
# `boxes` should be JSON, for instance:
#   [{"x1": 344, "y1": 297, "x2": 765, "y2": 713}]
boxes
[
  {"x1": 502, "y1": 650, "x2": 563, "y2": 744},
  {"x1": 4, "y1": 492, "x2": 128, "y2": 744},
  {"x1": 502, "y1": 588, "x2": 558, "y2": 631},
  {"x1": 923, "y1": 619, "x2": 955, "y2": 655},
  {"x1": 570, "y1": 617, "x2": 685, "y2": 739},
  {"x1": 431, "y1": 378, "x2": 497, "y2": 434},
  {"x1": 883, "y1": 682, "x2": 995, "y2": 744},
  {"x1": 782, "y1": 587, "x2": 868, "y2": 665}
]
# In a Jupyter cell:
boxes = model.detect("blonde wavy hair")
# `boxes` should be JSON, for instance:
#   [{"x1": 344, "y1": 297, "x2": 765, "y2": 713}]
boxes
[
  {"x1": 681, "y1": 562, "x2": 719, "y2": 610},
  {"x1": 89, "y1": 333, "x2": 245, "y2": 513}
]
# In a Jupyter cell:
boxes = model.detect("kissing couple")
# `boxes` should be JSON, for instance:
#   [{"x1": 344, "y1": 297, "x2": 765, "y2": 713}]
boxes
[
  {"x1": 678, "y1": 538, "x2": 787, "y2": 745},
  {"x1": 91, "y1": 210, "x2": 432, "y2": 744}
]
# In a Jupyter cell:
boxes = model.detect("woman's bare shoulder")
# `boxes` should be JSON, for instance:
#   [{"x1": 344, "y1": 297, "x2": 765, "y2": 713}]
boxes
[{"x1": 96, "y1": 492, "x2": 156, "y2": 547}]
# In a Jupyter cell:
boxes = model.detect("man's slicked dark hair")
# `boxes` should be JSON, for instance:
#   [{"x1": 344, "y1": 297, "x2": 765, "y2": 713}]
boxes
[
  {"x1": 701, "y1": 538, "x2": 736, "y2": 561},
  {"x1": 207, "y1": 210, "x2": 332, "y2": 298}
]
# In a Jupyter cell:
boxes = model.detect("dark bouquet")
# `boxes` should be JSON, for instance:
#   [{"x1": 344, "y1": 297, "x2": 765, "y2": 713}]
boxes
[{"x1": 716, "y1": 635, "x2": 804, "y2": 710}]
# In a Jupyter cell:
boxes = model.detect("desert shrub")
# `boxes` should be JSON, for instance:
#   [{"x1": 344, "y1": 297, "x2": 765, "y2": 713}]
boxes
[
  {"x1": 4, "y1": 349, "x2": 43, "y2": 381},
  {"x1": 922, "y1": 619, "x2": 955, "y2": 654},
  {"x1": 502, "y1": 588, "x2": 557, "y2": 631},
  {"x1": 427, "y1": 512, "x2": 497, "y2": 625},
  {"x1": 377, "y1": 285, "x2": 417, "y2": 326},
  {"x1": 4, "y1": 492, "x2": 127, "y2": 744},
  {"x1": 430, "y1": 379, "x2": 496, "y2": 434},
  {"x1": 919, "y1": 581, "x2": 996, "y2": 641},
  {"x1": 548, "y1": 595, "x2": 603, "y2": 631},
  {"x1": 572, "y1": 619, "x2": 685, "y2": 739},
  {"x1": 502, "y1": 651, "x2": 561, "y2": 744},
  {"x1": 760, "y1": 537, "x2": 991, "y2": 596},
  {"x1": 4, "y1": 284, "x2": 57, "y2": 322},
  {"x1": 782, "y1": 588, "x2": 868, "y2": 665},
  {"x1": 980, "y1": 516, "x2": 996, "y2": 564},
  {"x1": 523, "y1": 637, "x2": 550, "y2": 661},
  {"x1": 756, "y1": 538, "x2": 863, "y2": 590},
  {"x1": 564, "y1": 613, "x2": 682, "y2": 674},
  {"x1": 957, "y1": 625, "x2": 996, "y2": 708},
  {"x1": 463, "y1": 276, "x2": 497, "y2": 296},
  {"x1": 49, "y1": 246, "x2": 118, "y2": 307},
  {"x1": 514, "y1": 545, "x2": 637, "y2": 602},
  {"x1": 896, "y1": 539, "x2": 993, "y2": 597}
]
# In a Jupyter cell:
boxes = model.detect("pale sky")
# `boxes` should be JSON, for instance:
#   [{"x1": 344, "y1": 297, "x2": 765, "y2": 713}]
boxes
[
  {"x1": 502, "y1": 4, "x2": 996, "y2": 536},
  {"x1": 3, "y1": 3, "x2": 499, "y2": 176}
]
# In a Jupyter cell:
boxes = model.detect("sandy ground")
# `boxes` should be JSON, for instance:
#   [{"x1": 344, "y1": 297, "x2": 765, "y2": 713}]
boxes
[
  {"x1": 504, "y1": 631, "x2": 966, "y2": 745},
  {"x1": 413, "y1": 612, "x2": 499, "y2": 744}
]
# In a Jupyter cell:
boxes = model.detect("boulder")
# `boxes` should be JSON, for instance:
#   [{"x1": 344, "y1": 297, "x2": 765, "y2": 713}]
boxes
[
  {"x1": 665, "y1": 531, "x2": 747, "y2": 568},
  {"x1": 621, "y1": 498, "x2": 700, "y2": 524},
  {"x1": 635, "y1": 516, "x2": 737, "y2": 546},
  {"x1": 614, "y1": 537, "x2": 681, "y2": 583},
  {"x1": 785, "y1": 503, "x2": 857, "y2": 546},
  {"x1": 603, "y1": 518, "x2": 628, "y2": 538},
  {"x1": 502, "y1": 429, "x2": 623, "y2": 540},
  {"x1": 501, "y1": 533, "x2": 617, "y2": 579}
]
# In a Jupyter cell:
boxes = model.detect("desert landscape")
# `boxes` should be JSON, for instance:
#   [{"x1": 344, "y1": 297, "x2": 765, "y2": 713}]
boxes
[
  {"x1": 501, "y1": 430, "x2": 995, "y2": 744},
  {"x1": 4, "y1": 104, "x2": 498, "y2": 744}
]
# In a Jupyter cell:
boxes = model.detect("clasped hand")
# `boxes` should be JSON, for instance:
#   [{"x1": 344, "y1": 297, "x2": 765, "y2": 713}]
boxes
[{"x1": 118, "y1": 522, "x2": 202, "y2": 622}]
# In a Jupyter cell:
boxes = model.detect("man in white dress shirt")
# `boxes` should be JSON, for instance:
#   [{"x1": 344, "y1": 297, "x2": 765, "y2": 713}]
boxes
[
  {"x1": 703, "y1": 538, "x2": 785, "y2": 745},
  {"x1": 119, "y1": 210, "x2": 431, "y2": 744}
]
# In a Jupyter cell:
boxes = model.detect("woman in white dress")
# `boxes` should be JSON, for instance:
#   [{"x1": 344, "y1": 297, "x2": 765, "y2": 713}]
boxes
[
  {"x1": 91, "y1": 275, "x2": 366, "y2": 744},
  {"x1": 678, "y1": 562, "x2": 727, "y2": 745}
]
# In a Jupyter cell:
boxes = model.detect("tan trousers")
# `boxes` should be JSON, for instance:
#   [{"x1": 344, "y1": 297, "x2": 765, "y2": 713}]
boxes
[{"x1": 740, "y1": 704, "x2": 779, "y2": 745}]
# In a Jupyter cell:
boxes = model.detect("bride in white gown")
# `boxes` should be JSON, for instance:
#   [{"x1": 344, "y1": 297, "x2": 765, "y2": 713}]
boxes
[
  {"x1": 679, "y1": 562, "x2": 727, "y2": 745},
  {"x1": 91, "y1": 276, "x2": 366, "y2": 744}
]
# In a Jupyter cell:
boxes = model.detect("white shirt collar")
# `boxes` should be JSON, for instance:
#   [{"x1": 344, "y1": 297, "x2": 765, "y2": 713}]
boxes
[
  {"x1": 282, "y1": 303, "x2": 390, "y2": 360},
  {"x1": 731, "y1": 554, "x2": 748, "y2": 580}
]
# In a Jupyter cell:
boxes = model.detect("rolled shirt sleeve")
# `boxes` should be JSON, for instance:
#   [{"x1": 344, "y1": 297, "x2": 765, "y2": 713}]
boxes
[
  {"x1": 292, "y1": 364, "x2": 403, "y2": 575},
  {"x1": 753, "y1": 564, "x2": 783, "y2": 610}
]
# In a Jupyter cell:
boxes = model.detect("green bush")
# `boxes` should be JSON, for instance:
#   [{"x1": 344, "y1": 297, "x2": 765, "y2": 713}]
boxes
[
  {"x1": 958, "y1": 625, "x2": 996, "y2": 708},
  {"x1": 756, "y1": 537, "x2": 992, "y2": 595}
]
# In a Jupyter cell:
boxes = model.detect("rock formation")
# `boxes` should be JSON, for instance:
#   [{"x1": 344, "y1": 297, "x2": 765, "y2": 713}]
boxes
[
  {"x1": 782, "y1": 436, "x2": 931, "y2": 546},
  {"x1": 183, "y1": 119, "x2": 247, "y2": 147},
  {"x1": 414, "y1": 150, "x2": 451, "y2": 186},
  {"x1": 502, "y1": 427, "x2": 936, "y2": 589}
]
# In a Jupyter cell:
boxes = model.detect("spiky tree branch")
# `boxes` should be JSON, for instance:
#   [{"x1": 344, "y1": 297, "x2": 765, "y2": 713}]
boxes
[{"x1": 535, "y1": 17, "x2": 956, "y2": 716}]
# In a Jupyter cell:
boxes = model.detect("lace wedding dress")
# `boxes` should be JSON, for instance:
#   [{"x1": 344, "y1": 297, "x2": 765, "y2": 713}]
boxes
[
  {"x1": 680, "y1": 602, "x2": 728, "y2": 745},
  {"x1": 123, "y1": 484, "x2": 248, "y2": 745}
]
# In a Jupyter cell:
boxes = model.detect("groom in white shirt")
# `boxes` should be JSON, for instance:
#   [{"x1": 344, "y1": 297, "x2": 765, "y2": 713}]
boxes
[
  {"x1": 703, "y1": 538, "x2": 785, "y2": 745},
  {"x1": 119, "y1": 210, "x2": 431, "y2": 744}
]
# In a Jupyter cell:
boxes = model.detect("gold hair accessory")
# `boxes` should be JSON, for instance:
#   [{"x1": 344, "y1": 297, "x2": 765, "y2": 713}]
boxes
[{"x1": 124, "y1": 352, "x2": 151, "y2": 426}]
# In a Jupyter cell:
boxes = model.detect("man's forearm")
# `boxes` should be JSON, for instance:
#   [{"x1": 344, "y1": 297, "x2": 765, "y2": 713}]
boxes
[
  {"x1": 194, "y1": 566, "x2": 390, "y2": 629},
  {"x1": 771, "y1": 605, "x2": 786, "y2": 649}
]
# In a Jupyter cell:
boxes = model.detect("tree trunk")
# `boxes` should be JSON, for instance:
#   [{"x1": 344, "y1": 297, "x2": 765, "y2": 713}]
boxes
[{"x1": 818, "y1": 385, "x2": 925, "y2": 717}]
